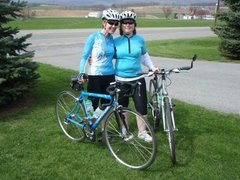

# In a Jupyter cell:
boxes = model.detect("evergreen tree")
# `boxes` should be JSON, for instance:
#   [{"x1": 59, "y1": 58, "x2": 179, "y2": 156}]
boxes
[
  {"x1": 0, "y1": 0, "x2": 39, "y2": 105},
  {"x1": 213, "y1": 0, "x2": 240, "y2": 59}
]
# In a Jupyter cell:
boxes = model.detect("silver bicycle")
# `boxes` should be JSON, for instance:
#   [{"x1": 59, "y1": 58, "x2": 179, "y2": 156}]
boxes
[{"x1": 148, "y1": 55, "x2": 197, "y2": 164}]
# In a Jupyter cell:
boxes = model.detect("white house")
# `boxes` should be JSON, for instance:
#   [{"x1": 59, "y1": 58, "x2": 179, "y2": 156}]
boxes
[
  {"x1": 182, "y1": 15, "x2": 199, "y2": 20},
  {"x1": 203, "y1": 15, "x2": 215, "y2": 20},
  {"x1": 85, "y1": 11, "x2": 102, "y2": 18}
]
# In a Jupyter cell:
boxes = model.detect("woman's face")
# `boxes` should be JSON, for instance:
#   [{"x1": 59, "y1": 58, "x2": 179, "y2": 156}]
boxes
[
  {"x1": 121, "y1": 19, "x2": 135, "y2": 35},
  {"x1": 103, "y1": 20, "x2": 119, "y2": 34}
]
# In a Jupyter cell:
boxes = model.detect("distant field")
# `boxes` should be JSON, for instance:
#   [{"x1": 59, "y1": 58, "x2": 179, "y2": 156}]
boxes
[
  {"x1": 8, "y1": 18, "x2": 101, "y2": 29},
  {"x1": 8, "y1": 17, "x2": 214, "y2": 29}
]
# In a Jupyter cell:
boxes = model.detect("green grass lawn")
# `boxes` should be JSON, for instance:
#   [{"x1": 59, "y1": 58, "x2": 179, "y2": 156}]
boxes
[
  {"x1": 0, "y1": 64, "x2": 239, "y2": 179},
  {"x1": 147, "y1": 37, "x2": 240, "y2": 62},
  {"x1": 7, "y1": 17, "x2": 214, "y2": 29}
]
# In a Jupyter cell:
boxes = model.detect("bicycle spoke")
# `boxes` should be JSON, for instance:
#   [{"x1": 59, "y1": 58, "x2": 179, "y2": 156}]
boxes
[
  {"x1": 56, "y1": 91, "x2": 86, "y2": 142},
  {"x1": 104, "y1": 107, "x2": 156, "y2": 170}
]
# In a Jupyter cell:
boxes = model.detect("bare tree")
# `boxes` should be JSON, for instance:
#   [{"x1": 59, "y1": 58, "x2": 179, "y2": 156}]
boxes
[
  {"x1": 162, "y1": 6, "x2": 173, "y2": 19},
  {"x1": 21, "y1": 7, "x2": 35, "y2": 20}
]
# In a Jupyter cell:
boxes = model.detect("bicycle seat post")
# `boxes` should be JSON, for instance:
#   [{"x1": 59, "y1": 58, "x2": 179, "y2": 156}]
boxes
[{"x1": 114, "y1": 88, "x2": 121, "y2": 108}]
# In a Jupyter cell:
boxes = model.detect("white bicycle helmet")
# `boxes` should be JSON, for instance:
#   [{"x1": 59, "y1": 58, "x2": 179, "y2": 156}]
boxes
[
  {"x1": 120, "y1": 11, "x2": 137, "y2": 21},
  {"x1": 102, "y1": 9, "x2": 120, "y2": 21}
]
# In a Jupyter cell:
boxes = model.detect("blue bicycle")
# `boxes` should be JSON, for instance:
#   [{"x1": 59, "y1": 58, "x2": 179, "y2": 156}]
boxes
[{"x1": 55, "y1": 77, "x2": 157, "y2": 170}]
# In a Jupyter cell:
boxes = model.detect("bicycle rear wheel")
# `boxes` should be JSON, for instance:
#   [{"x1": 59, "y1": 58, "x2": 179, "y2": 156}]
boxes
[
  {"x1": 163, "y1": 97, "x2": 176, "y2": 164},
  {"x1": 104, "y1": 107, "x2": 157, "y2": 170},
  {"x1": 55, "y1": 91, "x2": 86, "y2": 141},
  {"x1": 149, "y1": 79, "x2": 160, "y2": 130}
]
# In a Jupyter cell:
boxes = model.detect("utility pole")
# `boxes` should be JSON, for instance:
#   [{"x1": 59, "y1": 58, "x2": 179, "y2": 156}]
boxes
[{"x1": 215, "y1": 0, "x2": 220, "y2": 25}]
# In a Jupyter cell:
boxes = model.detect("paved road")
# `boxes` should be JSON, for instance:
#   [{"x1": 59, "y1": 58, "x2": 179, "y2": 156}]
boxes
[
  {"x1": 150, "y1": 56, "x2": 240, "y2": 116},
  {"x1": 20, "y1": 27, "x2": 240, "y2": 115},
  {"x1": 20, "y1": 27, "x2": 215, "y2": 69}
]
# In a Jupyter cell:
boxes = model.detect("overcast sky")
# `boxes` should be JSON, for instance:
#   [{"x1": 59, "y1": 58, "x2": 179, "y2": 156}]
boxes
[{"x1": 26, "y1": 0, "x2": 218, "y2": 6}]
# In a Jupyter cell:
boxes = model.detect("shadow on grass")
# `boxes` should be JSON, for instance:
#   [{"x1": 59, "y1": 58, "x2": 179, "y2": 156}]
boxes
[{"x1": 0, "y1": 94, "x2": 35, "y2": 119}]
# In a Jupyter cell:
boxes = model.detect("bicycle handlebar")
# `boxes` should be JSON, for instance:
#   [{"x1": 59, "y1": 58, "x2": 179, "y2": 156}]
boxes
[
  {"x1": 106, "y1": 82, "x2": 119, "y2": 96},
  {"x1": 139, "y1": 54, "x2": 197, "y2": 76},
  {"x1": 179, "y1": 54, "x2": 197, "y2": 70},
  {"x1": 166, "y1": 54, "x2": 197, "y2": 73},
  {"x1": 106, "y1": 81, "x2": 141, "y2": 97}
]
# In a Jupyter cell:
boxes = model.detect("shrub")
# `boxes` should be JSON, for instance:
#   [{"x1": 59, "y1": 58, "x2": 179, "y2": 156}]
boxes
[
  {"x1": 213, "y1": 0, "x2": 240, "y2": 59},
  {"x1": 0, "y1": 0, "x2": 39, "y2": 105}
]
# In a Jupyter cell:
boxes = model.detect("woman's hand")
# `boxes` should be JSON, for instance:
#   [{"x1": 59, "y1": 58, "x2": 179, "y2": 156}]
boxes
[{"x1": 151, "y1": 66, "x2": 159, "y2": 72}]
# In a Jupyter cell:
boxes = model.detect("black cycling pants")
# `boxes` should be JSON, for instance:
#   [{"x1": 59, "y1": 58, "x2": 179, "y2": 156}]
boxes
[{"x1": 87, "y1": 75, "x2": 115, "y2": 110}]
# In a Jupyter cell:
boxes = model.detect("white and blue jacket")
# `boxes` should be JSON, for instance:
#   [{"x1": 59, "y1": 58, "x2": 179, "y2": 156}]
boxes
[{"x1": 79, "y1": 32, "x2": 115, "y2": 75}]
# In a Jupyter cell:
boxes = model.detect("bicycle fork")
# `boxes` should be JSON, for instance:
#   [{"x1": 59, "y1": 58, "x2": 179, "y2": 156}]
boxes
[{"x1": 113, "y1": 108, "x2": 134, "y2": 141}]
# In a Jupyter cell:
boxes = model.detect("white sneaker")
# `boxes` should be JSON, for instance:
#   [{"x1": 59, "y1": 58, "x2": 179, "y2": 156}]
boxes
[{"x1": 138, "y1": 130, "x2": 152, "y2": 143}]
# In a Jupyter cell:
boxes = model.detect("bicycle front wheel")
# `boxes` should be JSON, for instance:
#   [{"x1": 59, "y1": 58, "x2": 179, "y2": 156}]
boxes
[
  {"x1": 149, "y1": 79, "x2": 160, "y2": 130},
  {"x1": 55, "y1": 91, "x2": 86, "y2": 141},
  {"x1": 104, "y1": 107, "x2": 157, "y2": 170},
  {"x1": 163, "y1": 97, "x2": 176, "y2": 164}
]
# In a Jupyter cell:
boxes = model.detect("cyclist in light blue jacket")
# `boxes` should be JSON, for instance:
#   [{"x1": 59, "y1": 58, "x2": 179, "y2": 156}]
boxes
[
  {"x1": 115, "y1": 11, "x2": 159, "y2": 142},
  {"x1": 79, "y1": 9, "x2": 120, "y2": 110}
]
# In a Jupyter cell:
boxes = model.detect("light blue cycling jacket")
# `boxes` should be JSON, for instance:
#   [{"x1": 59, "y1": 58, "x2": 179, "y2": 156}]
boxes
[
  {"x1": 114, "y1": 34, "x2": 147, "y2": 78},
  {"x1": 79, "y1": 32, "x2": 115, "y2": 75}
]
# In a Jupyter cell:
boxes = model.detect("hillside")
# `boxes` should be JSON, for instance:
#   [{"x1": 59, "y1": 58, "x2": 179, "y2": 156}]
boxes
[{"x1": 25, "y1": 3, "x2": 216, "y2": 18}]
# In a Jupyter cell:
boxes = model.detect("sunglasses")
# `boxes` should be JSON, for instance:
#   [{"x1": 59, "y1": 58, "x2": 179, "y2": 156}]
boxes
[
  {"x1": 107, "y1": 21, "x2": 119, "y2": 26},
  {"x1": 122, "y1": 20, "x2": 135, "y2": 25}
]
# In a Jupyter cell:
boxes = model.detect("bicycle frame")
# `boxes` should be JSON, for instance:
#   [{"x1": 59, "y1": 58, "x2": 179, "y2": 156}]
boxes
[
  {"x1": 65, "y1": 79, "x2": 144, "y2": 133},
  {"x1": 148, "y1": 54, "x2": 197, "y2": 132},
  {"x1": 68, "y1": 90, "x2": 114, "y2": 131},
  {"x1": 154, "y1": 74, "x2": 177, "y2": 132}
]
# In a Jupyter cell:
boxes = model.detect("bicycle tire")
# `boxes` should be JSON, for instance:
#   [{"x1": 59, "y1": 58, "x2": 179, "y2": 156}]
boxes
[
  {"x1": 163, "y1": 97, "x2": 176, "y2": 164},
  {"x1": 104, "y1": 107, "x2": 157, "y2": 170},
  {"x1": 149, "y1": 79, "x2": 156, "y2": 98},
  {"x1": 149, "y1": 79, "x2": 160, "y2": 130},
  {"x1": 55, "y1": 91, "x2": 86, "y2": 141}
]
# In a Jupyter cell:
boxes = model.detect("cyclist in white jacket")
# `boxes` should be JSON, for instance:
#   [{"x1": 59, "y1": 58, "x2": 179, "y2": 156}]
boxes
[{"x1": 79, "y1": 9, "x2": 120, "y2": 110}]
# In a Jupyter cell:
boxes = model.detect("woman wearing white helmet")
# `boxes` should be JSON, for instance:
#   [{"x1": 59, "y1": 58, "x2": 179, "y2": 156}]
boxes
[
  {"x1": 102, "y1": 9, "x2": 120, "y2": 21},
  {"x1": 79, "y1": 9, "x2": 120, "y2": 134},
  {"x1": 114, "y1": 10, "x2": 159, "y2": 142}
]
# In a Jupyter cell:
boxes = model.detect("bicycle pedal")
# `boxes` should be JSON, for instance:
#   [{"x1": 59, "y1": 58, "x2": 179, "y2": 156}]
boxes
[
  {"x1": 88, "y1": 134, "x2": 96, "y2": 142},
  {"x1": 89, "y1": 136, "x2": 96, "y2": 142}
]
